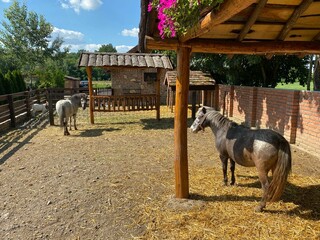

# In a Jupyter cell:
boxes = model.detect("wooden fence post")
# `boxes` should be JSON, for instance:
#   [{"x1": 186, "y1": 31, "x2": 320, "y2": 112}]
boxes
[
  {"x1": 25, "y1": 91, "x2": 31, "y2": 118},
  {"x1": 7, "y1": 94, "x2": 16, "y2": 128},
  {"x1": 48, "y1": 89, "x2": 55, "y2": 125}
]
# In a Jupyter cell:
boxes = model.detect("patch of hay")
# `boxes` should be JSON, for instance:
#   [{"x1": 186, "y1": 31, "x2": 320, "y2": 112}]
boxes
[{"x1": 139, "y1": 166, "x2": 320, "y2": 240}]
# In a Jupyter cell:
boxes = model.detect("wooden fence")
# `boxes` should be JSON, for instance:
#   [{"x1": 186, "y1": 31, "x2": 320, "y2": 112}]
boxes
[
  {"x1": 0, "y1": 89, "x2": 47, "y2": 131},
  {"x1": 0, "y1": 87, "x2": 158, "y2": 131}
]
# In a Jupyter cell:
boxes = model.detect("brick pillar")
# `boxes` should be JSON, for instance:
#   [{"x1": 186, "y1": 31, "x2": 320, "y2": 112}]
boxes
[
  {"x1": 285, "y1": 90, "x2": 300, "y2": 143},
  {"x1": 214, "y1": 84, "x2": 220, "y2": 110},
  {"x1": 229, "y1": 85, "x2": 234, "y2": 117},
  {"x1": 250, "y1": 87, "x2": 258, "y2": 128}
]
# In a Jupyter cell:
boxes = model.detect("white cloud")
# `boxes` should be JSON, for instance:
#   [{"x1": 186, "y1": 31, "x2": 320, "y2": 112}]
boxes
[
  {"x1": 60, "y1": 0, "x2": 103, "y2": 13},
  {"x1": 116, "y1": 45, "x2": 134, "y2": 53},
  {"x1": 49, "y1": 27, "x2": 135, "y2": 53},
  {"x1": 121, "y1": 28, "x2": 139, "y2": 37},
  {"x1": 51, "y1": 27, "x2": 84, "y2": 43},
  {"x1": 1, "y1": 0, "x2": 11, "y2": 3},
  {"x1": 63, "y1": 43, "x2": 102, "y2": 52}
]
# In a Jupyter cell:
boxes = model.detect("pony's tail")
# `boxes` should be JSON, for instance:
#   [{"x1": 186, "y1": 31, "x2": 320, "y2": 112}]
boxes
[
  {"x1": 266, "y1": 140, "x2": 292, "y2": 202},
  {"x1": 60, "y1": 105, "x2": 66, "y2": 127}
]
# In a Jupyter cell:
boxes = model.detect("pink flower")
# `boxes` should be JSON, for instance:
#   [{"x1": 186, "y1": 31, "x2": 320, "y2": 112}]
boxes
[
  {"x1": 148, "y1": 1, "x2": 153, "y2": 12},
  {"x1": 156, "y1": 0, "x2": 177, "y2": 38}
]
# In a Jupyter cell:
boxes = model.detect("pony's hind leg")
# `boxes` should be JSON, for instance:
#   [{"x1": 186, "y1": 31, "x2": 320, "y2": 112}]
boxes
[
  {"x1": 63, "y1": 119, "x2": 70, "y2": 135},
  {"x1": 255, "y1": 170, "x2": 270, "y2": 212},
  {"x1": 230, "y1": 159, "x2": 236, "y2": 185}
]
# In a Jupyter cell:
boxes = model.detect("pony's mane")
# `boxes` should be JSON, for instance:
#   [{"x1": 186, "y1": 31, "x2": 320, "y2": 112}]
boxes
[{"x1": 206, "y1": 110, "x2": 237, "y2": 129}]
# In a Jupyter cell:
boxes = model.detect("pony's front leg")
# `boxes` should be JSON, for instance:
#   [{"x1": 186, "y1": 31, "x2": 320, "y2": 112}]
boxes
[
  {"x1": 69, "y1": 117, "x2": 72, "y2": 130},
  {"x1": 230, "y1": 159, "x2": 236, "y2": 185},
  {"x1": 73, "y1": 114, "x2": 77, "y2": 130},
  {"x1": 219, "y1": 155, "x2": 228, "y2": 186}
]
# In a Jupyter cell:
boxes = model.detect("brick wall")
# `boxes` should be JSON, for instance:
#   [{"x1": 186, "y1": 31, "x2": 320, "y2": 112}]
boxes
[
  {"x1": 296, "y1": 91, "x2": 320, "y2": 154},
  {"x1": 213, "y1": 84, "x2": 320, "y2": 155}
]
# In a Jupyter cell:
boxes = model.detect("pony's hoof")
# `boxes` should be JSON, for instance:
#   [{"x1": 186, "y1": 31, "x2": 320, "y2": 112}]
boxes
[{"x1": 254, "y1": 206, "x2": 263, "y2": 212}]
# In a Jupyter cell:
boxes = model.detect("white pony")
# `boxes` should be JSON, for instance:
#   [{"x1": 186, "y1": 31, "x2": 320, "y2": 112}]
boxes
[
  {"x1": 55, "y1": 93, "x2": 87, "y2": 135},
  {"x1": 31, "y1": 101, "x2": 48, "y2": 117}
]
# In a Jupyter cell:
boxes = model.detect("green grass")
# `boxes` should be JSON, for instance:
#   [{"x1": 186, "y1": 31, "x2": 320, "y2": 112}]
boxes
[
  {"x1": 92, "y1": 80, "x2": 111, "y2": 88},
  {"x1": 275, "y1": 81, "x2": 314, "y2": 90}
]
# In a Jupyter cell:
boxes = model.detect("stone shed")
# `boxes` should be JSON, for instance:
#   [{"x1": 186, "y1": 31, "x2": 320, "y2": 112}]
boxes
[
  {"x1": 78, "y1": 52, "x2": 173, "y2": 123},
  {"x1": 164, "y1": 71, "x2": 215, "y2": 117},
  {"x1": 64, "y1": 76, "x2": 80, "y2": 89}
]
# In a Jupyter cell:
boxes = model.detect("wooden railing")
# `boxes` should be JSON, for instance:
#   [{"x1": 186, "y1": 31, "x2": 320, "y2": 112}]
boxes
[
  {"x1": 92, "y1": 94, "x2": 157, "y2": 112},
  {"x1": 0, "y1": 89, "x2": 47, "y2": 130}
]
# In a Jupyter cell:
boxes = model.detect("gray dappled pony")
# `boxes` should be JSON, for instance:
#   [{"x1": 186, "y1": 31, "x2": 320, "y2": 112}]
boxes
[
  {"x1": 190, "y1": 106, "x2": 292, "y2": 212},
  {"x1": 55, "y1": 93, "x2": 87, "y2": 136}
]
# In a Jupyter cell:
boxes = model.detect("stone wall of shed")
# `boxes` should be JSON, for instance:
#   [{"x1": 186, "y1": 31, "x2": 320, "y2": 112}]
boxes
[
  {"x1": 213, "y1": 84, "x2": 320, "y2": 156},
  {"x1": 111, "y1": 68, "x2": 167, "y2": 104}
]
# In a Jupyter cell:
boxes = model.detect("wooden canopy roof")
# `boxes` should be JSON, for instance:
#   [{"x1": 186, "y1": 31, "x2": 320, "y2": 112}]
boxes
[
  {"x1": 78, "y1": 52, "x2": 173, "y2": 69},
  {"x1": 164, "y1": 71, "x2": 215, "y2": 90},
  {"x1": 139, "y1": 0, "x2": 320, "y2": 55}
]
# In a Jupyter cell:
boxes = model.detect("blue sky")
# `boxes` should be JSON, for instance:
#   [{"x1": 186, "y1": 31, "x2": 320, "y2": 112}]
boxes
[{"x1": 0, "y1": 0, "x2": 141, "y2": 52}]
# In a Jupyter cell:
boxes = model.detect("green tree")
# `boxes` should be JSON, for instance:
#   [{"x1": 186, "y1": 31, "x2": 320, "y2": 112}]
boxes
[
  {"x1": 0, "y1": 72, "x2": 5, "y2": 95},
  {"x1": 4, "y1": 71, "x2": 16, "y2": 93},
  {"x1": 0, "y1": 46, "x2": 16, "y2": 73},
  {"x1": 191, "y1": 54, "x2": 308, "y2": 88},
  {"x1": 13, "y1": 70, "x2": 26, "y2": 92},
  {"x1": 98, "y1": 44, "x2": 117, "y2": 53},
  {"x1": 0, "y1": 1, "x2": 65, "y2": 86}
]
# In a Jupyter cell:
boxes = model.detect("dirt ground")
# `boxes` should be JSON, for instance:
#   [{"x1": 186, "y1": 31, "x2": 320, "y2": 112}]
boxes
[{"x1": 0, "y1": 107, "x2": 319, "y2": 240}]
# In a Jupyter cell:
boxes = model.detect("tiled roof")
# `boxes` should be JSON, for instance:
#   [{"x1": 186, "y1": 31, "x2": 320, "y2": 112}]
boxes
[
  {"x1": 78, "y1": 52, "x2": 173, "y2": 69},
  {"x1": 164, "y1": 71, "x2": 215, "y2": 88}
]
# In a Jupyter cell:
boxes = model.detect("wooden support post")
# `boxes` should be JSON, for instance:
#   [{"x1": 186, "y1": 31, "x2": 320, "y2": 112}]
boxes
[
  {"x1": 86, "y1": 66, "x2": 94, "y2": 124},
  {"x1": 191, "y1": 91, "x2": 196, "y2": 120},
  {"x1": 156, "y1": 68, "x2": 161, "y2": 120},
  {"x1": 174, "y1": 46, "x2": 191, "y2": 199}
]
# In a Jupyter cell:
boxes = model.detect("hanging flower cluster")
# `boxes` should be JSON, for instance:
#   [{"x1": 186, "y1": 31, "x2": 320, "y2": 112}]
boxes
[{"x1": 148, "y1": 0, "x2": 224, "y2": 39}]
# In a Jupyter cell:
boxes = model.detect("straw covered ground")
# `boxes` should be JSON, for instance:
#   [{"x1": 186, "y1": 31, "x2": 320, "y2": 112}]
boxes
[{"x1": 0, "y1": 107, "x2": 319, "y2": 240}]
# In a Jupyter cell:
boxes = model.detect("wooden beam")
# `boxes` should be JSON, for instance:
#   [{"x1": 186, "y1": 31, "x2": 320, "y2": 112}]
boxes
[
  {"x1": 237, "y1": 0, "x2": 268, "y2": 41},
  {"x1": 86, "y1": 66, "x2": 94, "y2": 124},
  {"x1": 265, "y1": 53, "x2": 274, "y2": 59},
  {"x1": 312, "y1": 31, "x2": 320, "y2": 41},
  {"x1": 277, "y1": 0, "x2": 314, "y2": 41},
  {"x1": 156, "y1": 68, "x2": 161, "y2": 120},
  {"x1": 145, "y1": 36, "x2": 320, "y2": 54},
  {"x1": 180, "y1": 0, "x2": 257, "y2": 42},
  {"x1": 174, "y1": 46, "x2": 191, "y2": 199}
]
